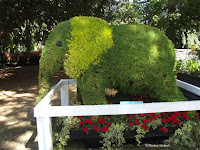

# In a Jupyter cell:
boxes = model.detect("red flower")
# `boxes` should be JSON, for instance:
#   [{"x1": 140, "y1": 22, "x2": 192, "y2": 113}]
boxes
[
  {"x1": 109, "y1": 102, "x2": 113, "y2": 104},
  {"x1": 93, "y1": 125, "x2": 97, "y2": 130},
  {"x1": 154, "y1": 115, "x2": 159, "y2": 119},
  {"x1": 195, "y1": 115, "x2": 199, "y2": 118},
  {"x1": 74, "y1": 101, "x2": 76, "y2": 104},
  {"x1": 136, "y1": 118, "x2": 140, "y2": 121},
  {"x1": 106, "y1": 121, "x2": 111, "y2": 126},
  {"x1": 129, "y1": 122, "x2": 133, "y2": 126},
  {"x1": 79, "y1": 121, "x2": 84, "y2": 125},
  {"x1": 141, "y1": 125, "x2": 148, "y2": 130},
  {"x1": 108, "y1": 116, "x2": 111, "y2": 120},
  {"x1": 96, "y1": 127, "x2": 101, "y2": 132},
  {"x1": 77, "y1": 97, "x2": 79, "y2": 100},
  {"x1": 85, "y1": 118, "x2": 93, "y2": 125},
  {"x1": 172, "y1": 114, "x2": 176, "y2": 119},
  {"x1": 166, "y1": 117, "x2": 172, "y2": 122},
  {"x1": 164, "y1": 128, "x2": 168, "y2": 132},
  {"x1": 149, "y1": 118, "x2": 154, "y2": 122},
  {"x1": 78, "y1": 116, "x2": 82, "y2": 119},
  {"x1": 102, "y1": 127, "x2": 109, "y2": 132},
  {"x1": 185, "y1": 116, "x2": 189, "y2": 120},
  {"x1": 144, "y1": 126, "x2": 149, "y2": 130},
  {"x1": 138, "y1": 98, "x2": 143, "y2": 101},
  {"x1": 131, "y1": 114, "x2": 135, "y2": 116},
  {"x1": 83, "y1": 127, "x2": 88, "y2": 132},
  {"x1": 148, "y1": 113, "x2": 154, "y2": 116},
  {"x1": 141, "y1": 124, "x2": 146, "y2": 129},
  {"x1": 171, "y1": 119, "x2": 176, "y2": 124},
  {"x1": 159, "y1": 127, "x2": 163, "y2": 131},
  {"x1": 128, "y1": 116, "x2": 132, "y2": 120},
  {"x1": 164, "y1": 115, "x2": 169, "y2": 118},
  {"x1": 176, "y1": 120, "x2": 180, "y2": 124},
  {"x1": 183, "y1": 114, "x2": 187, "y2": 118},
  {"x1": 195, "y1": 112, "x2": 198, "y2": 115},
  {"x1": 175, "y1": 112, "x2": 181, "y2": 117},
  {"x1": 162, "y1": 118, "x2": 166, "y2": 123},
  {"x1": 143, "y1": 119, "x2": 148, "y2": 123},
  {"x1": 160, "y1": 113, "x2": 164, "y2": 116},
  {"x1": 140, "y1": 114, "x2": 146, "y2": 116},
  {"x1": 97, "y1": 117, "x2": 106, "y2": 124},
  {"x1": 134, "y1": 121, "x2": 140, "y2": 125}
]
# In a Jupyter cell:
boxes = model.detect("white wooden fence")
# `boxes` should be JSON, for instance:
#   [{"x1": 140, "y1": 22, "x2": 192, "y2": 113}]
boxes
[{"x1": 34, "y1": 79, "x2": 200, "y2": 150}]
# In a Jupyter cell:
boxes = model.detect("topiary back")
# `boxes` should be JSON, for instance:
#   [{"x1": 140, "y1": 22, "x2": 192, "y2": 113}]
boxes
[{"x1": 78, "y1": 24, "x2": 186, "y2": 104}]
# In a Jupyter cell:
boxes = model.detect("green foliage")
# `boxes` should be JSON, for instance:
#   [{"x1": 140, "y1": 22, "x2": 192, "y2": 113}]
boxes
[
  {"x1": 36, "y1": 20, "x2": 71, "y2": 103},
  {"x1": 175, "y1": 59, "x2": 200, "y2": 77},
  {"x1": 78, "y1": 24, "x2": 186, "y2": 105},
  {"x1": 143, "y1": 0, "x2": 200, "y2": 46},
  {"x1": 166, "y1": 120, "x2": 200, "y2": 149},
  {"x1": 100, "y1": 123, "x2": 126, "y2": 150},
  {"x1": 105, "y1": 1, "x2": 143, "y2": 25},
  {"x1": 182, "y1": 30, "x2": 200, "y2": 49},
  {"x1": 64, "y1": 16, "x2": 114, "y2": 79},
  {"x1": 54, "y1": 117, "x2": 81, "y2": 149}
]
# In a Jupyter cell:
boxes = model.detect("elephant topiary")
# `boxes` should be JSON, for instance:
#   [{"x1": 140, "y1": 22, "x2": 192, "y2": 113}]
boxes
[{"x1": 37, "y1": 16, "x2": 186, "y2": 104}]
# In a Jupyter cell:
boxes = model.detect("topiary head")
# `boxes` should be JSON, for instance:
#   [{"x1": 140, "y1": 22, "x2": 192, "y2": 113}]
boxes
[{"x1": 64, "y1": 16, "x2": 114, "y2": 79}]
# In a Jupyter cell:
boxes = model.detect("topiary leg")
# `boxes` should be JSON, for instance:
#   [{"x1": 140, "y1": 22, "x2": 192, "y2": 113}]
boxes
[{"x1": 78, "y1": 68, "x2": 108, "y2": 105}]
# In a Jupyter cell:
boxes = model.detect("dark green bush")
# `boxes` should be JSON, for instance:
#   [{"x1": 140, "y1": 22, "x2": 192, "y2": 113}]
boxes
[{"x1": 37, "y1": 16, "x2": 186, "y2": 104}]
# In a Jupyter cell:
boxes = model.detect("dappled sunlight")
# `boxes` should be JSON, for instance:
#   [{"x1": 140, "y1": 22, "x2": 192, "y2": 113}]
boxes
[
  {"x1": 0, "y1": 90, "x2": 37, "y2": 100},
  {"x1": 149, "y1": 45, "x2": 159, "y2": 61},
  {"x1": 148, "y1": 30, "x2": 157, "y2": 40}
]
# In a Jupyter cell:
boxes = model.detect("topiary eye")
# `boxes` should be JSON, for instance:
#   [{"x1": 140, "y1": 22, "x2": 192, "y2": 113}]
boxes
[{"x1": 56, "y1": 41, "x2": 62, "y2": 47}]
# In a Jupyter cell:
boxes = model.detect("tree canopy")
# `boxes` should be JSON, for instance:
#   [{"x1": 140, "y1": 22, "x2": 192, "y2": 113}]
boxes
[
  {"x1": 0, "y1": 0, "x2": 200, "y2": 53},
  {"x1": 0, "y1": 0, "x2": 113, "y2": 52}
]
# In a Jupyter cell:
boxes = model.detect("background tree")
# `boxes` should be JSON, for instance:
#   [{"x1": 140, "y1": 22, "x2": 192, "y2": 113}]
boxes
[
  {"x1": 143, "y1": 0, "x2": 200, "y2": 47},
  {"x1": 0, "y1": 0, "x2": 113, "y2": 54}
]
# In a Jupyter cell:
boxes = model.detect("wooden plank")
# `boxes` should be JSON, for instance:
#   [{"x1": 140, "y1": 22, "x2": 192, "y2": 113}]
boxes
[
  {"x1": 177, "y1": 79, "x2": 200, "y2": 96},
  {"x1": 36, "y1": 100, "x2": 200, "y2": 117}
]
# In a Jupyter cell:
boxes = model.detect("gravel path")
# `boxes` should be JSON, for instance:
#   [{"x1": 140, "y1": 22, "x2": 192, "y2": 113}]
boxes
[{"x1": 0, "y1": 65, "x2": 72, "y2": 150}]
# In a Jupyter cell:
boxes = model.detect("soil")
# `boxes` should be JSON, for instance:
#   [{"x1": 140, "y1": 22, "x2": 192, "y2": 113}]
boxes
[{"x1": 0, "y1": 65, "x2": 72, "y2": 150}]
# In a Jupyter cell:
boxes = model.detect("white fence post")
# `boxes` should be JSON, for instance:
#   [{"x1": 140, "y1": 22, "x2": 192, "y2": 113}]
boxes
[
  {"x1": 60, "y1": 80, "x2": 69, "y2": 106},
  {"x1": 36, "y1": 117, "x2": 53, "y2": 150}
]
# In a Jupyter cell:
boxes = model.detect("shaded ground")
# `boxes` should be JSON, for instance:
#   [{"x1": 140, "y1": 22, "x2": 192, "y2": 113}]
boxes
[{"x1": 0, "y1": 65, "x2": 71, "y2": 150}]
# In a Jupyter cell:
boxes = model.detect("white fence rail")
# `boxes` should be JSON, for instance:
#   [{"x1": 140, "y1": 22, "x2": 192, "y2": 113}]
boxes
[{"x1": 34, "y1": 79, "x2": 200, "y2": 150}]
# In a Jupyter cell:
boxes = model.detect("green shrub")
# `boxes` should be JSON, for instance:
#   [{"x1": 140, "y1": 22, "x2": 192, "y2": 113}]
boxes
[
  {"x1": 78, "y1": 24, "x2": 186, "y2": 104},
  {"x1": 37, "y1": 16, "x2": 186, "y2": 104},
  {"x1": 166, "y1": 120, "x2": 200, "y2": 149}
]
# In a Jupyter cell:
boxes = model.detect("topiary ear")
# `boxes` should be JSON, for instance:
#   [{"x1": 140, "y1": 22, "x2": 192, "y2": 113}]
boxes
[{"x1": 64, "y1": 16, "x2": 114, "y2": 79}]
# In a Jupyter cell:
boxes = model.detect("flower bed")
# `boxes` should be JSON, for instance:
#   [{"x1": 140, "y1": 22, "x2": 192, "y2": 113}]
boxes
[{"x1": 54, "y1": 96, "x2": 200, "y2": 149}]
